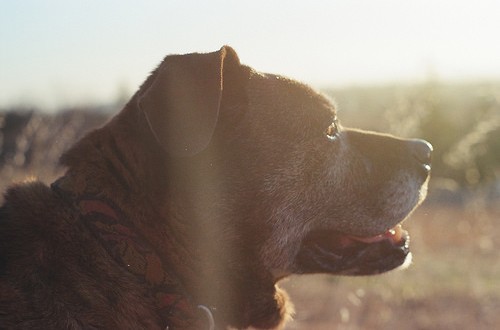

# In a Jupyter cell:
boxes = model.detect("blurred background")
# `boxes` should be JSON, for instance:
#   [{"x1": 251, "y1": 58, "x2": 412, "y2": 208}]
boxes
[{"x1": 1, "y1": 1, "x2": 499, "y2": 329}]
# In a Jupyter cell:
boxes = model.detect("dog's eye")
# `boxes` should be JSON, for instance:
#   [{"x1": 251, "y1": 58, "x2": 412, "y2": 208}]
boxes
[{"x1": 325, "y1": 119, "x2": 340, "y2": 141}]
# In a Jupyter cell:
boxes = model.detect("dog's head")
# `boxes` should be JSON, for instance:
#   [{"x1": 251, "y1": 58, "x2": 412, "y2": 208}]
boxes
[{"x1": 136, "y1": 46, "x2": 431, "y2": 280}]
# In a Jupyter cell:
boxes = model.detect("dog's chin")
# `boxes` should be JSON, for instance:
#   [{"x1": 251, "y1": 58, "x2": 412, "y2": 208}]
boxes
[{"x1": 294, "y1": 225, "x2": 411, "y2": 276}]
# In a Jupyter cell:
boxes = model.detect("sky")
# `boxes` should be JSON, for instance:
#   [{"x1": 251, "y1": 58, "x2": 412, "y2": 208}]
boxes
[{"x1": 1, "y1": 0, "x2": 499, "y2": 110}]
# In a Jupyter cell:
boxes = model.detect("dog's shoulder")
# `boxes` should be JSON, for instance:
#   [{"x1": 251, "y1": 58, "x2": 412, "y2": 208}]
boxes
[
  {"x1": 0, "y1": 181, "x2": 68, "y2": 273},
  {"x1": 3, "y1": 179, "x2": 53, "y2": 204},
  {"x1": 1, "y1": 180, "x2": 64, "y2": 231}
]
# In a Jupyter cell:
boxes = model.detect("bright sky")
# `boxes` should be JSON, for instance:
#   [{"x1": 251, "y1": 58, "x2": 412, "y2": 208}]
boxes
[{"x1": 1, "y1": 0, "x2": 499, "y2": 110}]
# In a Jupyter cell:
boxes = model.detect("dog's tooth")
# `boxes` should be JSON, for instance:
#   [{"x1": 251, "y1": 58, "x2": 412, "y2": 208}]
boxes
[{"x1": 386, "y1": 224, "x2": 403, "y2": 243}]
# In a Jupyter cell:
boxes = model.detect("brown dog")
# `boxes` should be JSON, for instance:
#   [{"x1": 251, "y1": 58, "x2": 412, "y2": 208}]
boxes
[{"x1": 0, "y1": 46, "x2": 432, "y2": 329}]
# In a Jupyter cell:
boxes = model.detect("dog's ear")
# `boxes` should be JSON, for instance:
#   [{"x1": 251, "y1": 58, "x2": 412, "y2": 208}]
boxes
[{"x1": 138, "y1": 46, "x2": 240, "y2": 157}]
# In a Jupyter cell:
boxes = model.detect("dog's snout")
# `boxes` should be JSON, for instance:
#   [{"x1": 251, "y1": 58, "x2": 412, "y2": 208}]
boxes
[{"x1": 408, "y1": 139, "x2": 433, "y2": 166}]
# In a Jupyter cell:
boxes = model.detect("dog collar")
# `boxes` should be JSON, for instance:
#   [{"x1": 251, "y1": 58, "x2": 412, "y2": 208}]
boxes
[{"x1": 51, "y1": 180, "x2": 216, "y2": 330}]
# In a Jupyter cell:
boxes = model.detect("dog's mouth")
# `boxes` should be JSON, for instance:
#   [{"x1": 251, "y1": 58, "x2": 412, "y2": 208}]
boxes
[{"x1": 294, "y1": 225, "x2": 411, "y2": 275}]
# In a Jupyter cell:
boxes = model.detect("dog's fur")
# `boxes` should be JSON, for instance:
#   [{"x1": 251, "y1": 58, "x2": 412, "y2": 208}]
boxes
[{"x1": 0, "y1": 46, "x2": 431, "y2": 329}]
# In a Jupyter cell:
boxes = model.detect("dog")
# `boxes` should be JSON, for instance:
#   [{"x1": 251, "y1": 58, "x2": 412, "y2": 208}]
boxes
[{"x1": 0, "y1": 46, "x2": 432, "y2": 329}]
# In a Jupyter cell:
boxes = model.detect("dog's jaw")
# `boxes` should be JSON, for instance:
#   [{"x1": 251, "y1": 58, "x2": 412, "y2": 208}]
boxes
[{"x1": 293, "y1": 225, "x2": 411, "y2": 275}]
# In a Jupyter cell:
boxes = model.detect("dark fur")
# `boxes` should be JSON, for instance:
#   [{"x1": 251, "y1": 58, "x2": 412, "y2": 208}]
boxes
[{"x1": 0, "y1": 46, "x2": 431, "y2": 329}]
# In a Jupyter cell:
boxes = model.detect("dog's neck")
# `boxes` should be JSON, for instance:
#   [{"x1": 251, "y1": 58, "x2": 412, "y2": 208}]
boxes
[
  {"x1": 52, "y1": 174, "x2": 289, "y2": 329},
  {"x1": 51, "y1": 178, "x2": 216, "y2": 329}
]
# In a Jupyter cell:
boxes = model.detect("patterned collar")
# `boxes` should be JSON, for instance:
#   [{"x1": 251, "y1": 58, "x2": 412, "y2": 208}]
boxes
[{"x1": 51, "y1": 179, "x2": 215, "y2": 330}]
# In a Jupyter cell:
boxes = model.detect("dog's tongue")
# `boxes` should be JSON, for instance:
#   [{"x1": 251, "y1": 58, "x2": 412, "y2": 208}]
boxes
[{"x1": 348, "y1": 224, "x2": 404, "y2": 244}]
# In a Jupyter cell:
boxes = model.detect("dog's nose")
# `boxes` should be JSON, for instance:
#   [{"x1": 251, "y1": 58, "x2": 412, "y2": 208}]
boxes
[{"x1": 408, "y1": 139, "x2": 433, "y2": 166}]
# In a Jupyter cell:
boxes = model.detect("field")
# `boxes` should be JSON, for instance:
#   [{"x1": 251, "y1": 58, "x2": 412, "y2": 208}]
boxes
[{"x1": 1, "y1": 81, "x2": 499, "y2": 329}]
